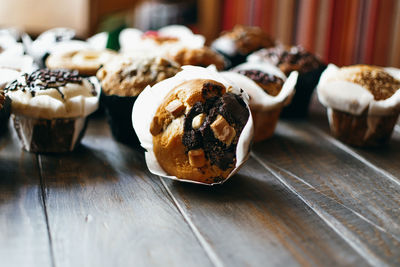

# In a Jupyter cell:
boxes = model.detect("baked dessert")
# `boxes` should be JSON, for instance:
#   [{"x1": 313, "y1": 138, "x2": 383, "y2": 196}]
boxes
[
  {"x1": 222, "y1": 62, "x2": 298, "y2": 141},
  {"x1": 317, "y1": 64, "x2": 400, "y2": 146},
  {"x1": 211, "y1": 25, "x2": 275, "y2": 68},
  {"x1": 5, "y1": 69, "x2": 100, "y2": 152},
  {"x1": 166, "y1": 46, "x2": 226, "y2": 70},
  {"x1": 46, "y1": 49, "x2": 117, "y2": 76},
  {"x1": 132, "y1": 66, "x2": 253, "y2": 185},
  {"x1": 119, "y1": 25, "x2": 205, "y2": 58},
  {"x1": 97, "y1": 56, "x2": 181, "y2": 147},
  {"x1": 248, "y1": 45, "x2": 326, "y2": 117}
]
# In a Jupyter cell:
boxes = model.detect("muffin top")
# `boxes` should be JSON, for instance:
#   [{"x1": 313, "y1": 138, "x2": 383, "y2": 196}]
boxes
[
  {"x1": 97, "y1": 56, "x2": 181, "y2": 97},
  {"x1": 248, "y1": 45, "x2": 323, "y2": 75},
  {"x1": 212, "y1": 25, "x2": 274, "y2": 56},
  {"x1": 329, "y1": 65, "x2": 400, "y2": 101},
  {"x1": 5, "y1": 69, "x2": 100, "y2": 118},
  {"x1": 166, "y1": 46, "x2": 226, "y2": 70}
]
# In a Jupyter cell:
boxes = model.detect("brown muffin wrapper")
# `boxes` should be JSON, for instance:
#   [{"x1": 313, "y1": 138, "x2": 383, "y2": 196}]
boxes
[
  {"x1": 101, "y1": 93, "x2": 142, "y2": 150},
  {"x1": 281, "y1": 65, "x2": 326, "y2": 118},
  {"x1": 327, "y1": 108, "x2": 399, "y2": 147},
  {"x1": 0, "y1": 96, "x2": 11, "y2": 135},
  {"x1": 12, "y1": 114, "x2": 88, "y2": 153},
  {"x1": 251, "y1": 107, "x2": 282, "y2": 142}
]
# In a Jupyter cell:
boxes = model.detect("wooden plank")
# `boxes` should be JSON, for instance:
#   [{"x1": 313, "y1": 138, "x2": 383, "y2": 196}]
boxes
[
  {"x1": 161, "y1": 158, "x2": 369, "y2": 266},
  {"x1": 0, "y1": 124, "x2": 52, "y2": 267},
  {"x1": 38, "y1": 118, "x2": 213, "y2": 267},
  {"x1": 310, "y1": 100, "x2": 400, "y2": 185},
  {"x1": 251, "y1": 120, "x2": 400, "y2": 265}
]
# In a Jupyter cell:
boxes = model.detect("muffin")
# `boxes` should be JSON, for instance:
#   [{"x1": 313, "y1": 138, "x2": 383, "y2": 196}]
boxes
[
  {"x1": 97, "y1": 56, "x2": 181, "y2": 147},
  {"x1": 166, "y1": 46, "x2": 226, "y2": 70},
  {"x1": 119, "y1": 25, "x2": 205, "y2": 58},
  {"x1": 46, "y1": 49, "x2": 117, "y2": 76},
  {"x1": 211, "y1": 25, "x2": 275, "y2": 68},
  {"x1": 248, "y1": 45, "x2": 326, "y2": 117},
  {"x1": 317, "y1": 64, "x2": 400, "y2": 147},
  {"x1": 222, "y1": 62, "x2": 298, "y2": 141},
  {"x1": 132, "y1": 65, "x2": 253, "y2": 185},
  {"x1": 5, "y1": 69, "x2": 100, "y2": 152}
]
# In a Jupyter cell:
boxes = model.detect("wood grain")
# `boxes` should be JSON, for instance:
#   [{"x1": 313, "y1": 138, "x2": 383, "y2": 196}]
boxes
[
  {"x1": 0, "y1": 124, "x2": 52, "y2": 267},
  {"x1": 161, "y1": 158, "x2": 369, "y2": 266},
  {"x1": 252, "y1": 120, "x2": 400, "y2": 265},
  {"x1": 38, "y1": 118, "x2": 213, "y2": 267}
]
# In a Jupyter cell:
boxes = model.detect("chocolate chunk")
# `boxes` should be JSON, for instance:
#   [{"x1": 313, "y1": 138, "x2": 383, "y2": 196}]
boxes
[{"x1": 182, "y1": 92, "x2": 249, "y2": 170}]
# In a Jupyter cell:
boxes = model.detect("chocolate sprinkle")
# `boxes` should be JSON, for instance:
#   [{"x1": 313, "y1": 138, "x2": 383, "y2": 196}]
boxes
[
  {"x1": 5, "y1": 69, "x2": 94, "y2": 99},
  {"x1": 182, "y1": 92, "x2": 249, "y2": 170}
]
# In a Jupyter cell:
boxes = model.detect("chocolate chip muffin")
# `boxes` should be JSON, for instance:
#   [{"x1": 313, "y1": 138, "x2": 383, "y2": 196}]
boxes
[
  {"x1": 5, "y1": 69, "x2": 100, "y2": 152},
  {"x1": 97, "y1": 56, "x2": 181, "y2": 147},
  {"x1": 211, "y1": 25, "x2": 275, "y2": 68},
  {"x1": 237, "y1": 69, "x2": 284, "y2": 96},
  {"x1": 248, "y1": 45, "x2": 326, "y2": 117},
  {"x1": 150, "y1": 79, "x2": 250, "y2": 183},
  {"x1": 318, "y1": 64, "x2": 400, "y2": 147}
]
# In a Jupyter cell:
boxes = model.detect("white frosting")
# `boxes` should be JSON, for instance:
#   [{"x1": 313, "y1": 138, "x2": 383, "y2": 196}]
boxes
[
  {"x1": 317, "y1": 64, "x2": 400, "y2": 116},
  {"x1": 132, "y1": 65, "x2": 254, "y2": 185},
  {"x1": 119, "y1": 25, "x2": 205, "y2": 57},
  {"x1": 0, "y1": 53, "x2": 36, "y2": 89},
  {"x1": 211, "y1": 36, "x2": 236, "y2": 56},
  {"x1": 221, "y1": 63, "x2": 298, "y2": 111},
  {"x1": 6, "y1": 76, "x2": 100, "y2": 119}
]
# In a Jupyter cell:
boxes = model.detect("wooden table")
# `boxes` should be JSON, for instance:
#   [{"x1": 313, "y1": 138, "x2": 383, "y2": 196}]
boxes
[{"x1": 1, "y1": 100, "x2": 400, "y2": 267}]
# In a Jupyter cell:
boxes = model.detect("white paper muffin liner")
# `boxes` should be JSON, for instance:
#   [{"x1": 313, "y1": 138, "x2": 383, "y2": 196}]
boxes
[
  {"x1": 222, "y1": 62, "x2": 298, "y2": 111},
  {"x1": 132, "y1": 66, "x2": 254, "y2": 185},
  {"x1": 317, "y1": 64, "x2": 400, "y2": 116}
]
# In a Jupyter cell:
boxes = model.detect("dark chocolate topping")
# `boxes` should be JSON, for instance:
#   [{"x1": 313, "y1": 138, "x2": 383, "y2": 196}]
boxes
[
  {"x1": 5, "y1": 69, "x2": 95, "y2": 99},
  {"x1": 252, "y1": 46, "x2": 323, "y2": 75},
  {"x1": 238, "y1": 69, "x2": 284, "y2": 87},
  {"x1": 183, "y1": 92, "x2": 249, "y2": 170}
]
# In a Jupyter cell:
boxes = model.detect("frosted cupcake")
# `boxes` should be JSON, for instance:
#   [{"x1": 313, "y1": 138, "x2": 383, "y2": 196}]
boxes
[
  {"x1": 5, "y1": 69, "x2": 100, "y2": 152},
  {"x1": 222, "y1": 62, "x2": 298, "y2": 141},
  {"x1": 317, "y1": 64, "x2": 400, "y2": 146}
]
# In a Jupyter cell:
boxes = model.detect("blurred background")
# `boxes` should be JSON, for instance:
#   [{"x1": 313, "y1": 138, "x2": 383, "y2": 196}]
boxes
[{"x1": 0, "y1": 0, "x2": 399, "y2": 67}]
